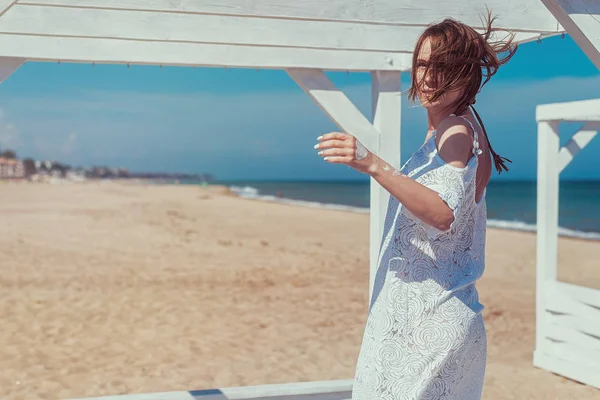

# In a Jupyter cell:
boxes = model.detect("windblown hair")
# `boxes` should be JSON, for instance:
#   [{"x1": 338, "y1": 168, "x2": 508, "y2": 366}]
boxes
[{"x1": 408, "y1": 11, "x2": 518, "y2": 173}]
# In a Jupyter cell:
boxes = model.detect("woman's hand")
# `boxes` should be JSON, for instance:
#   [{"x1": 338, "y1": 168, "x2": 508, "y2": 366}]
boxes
[{"x1": 315, "y1": 132, "x2": 375, "y2": 174}]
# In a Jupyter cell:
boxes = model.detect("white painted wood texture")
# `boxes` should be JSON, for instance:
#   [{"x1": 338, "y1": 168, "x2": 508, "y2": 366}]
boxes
[
  {"x1": 221, "y1": 379, "x2": 353, "y2": 398},
  {"x1": 555, "y1": 281, "x2": 600, "y2": 308},
  {"x1": 546, "y1": 313, "x2": 600, "y2": 339},
  {"x1": 67, "y1": 379, "x2": 354, "y2": 400},
  {"x1": 545, "y1": 323, "x2": 600, "y2": 352},
  {"x1": 541, "y1": 0, "x2": 600, "y2": 70},
  {"x1": 546, "y1": 289, "x2": 600, "y2": 320},
  {"x1": 541, "y1": 339, "x2": 600, "y2": 368},
  {"x1": 557, "y1": 122, "x2": 599, "y2": 173},
  {"x1": 286, "y1": 68, "x2": 379, "y2": 154},
  {"x1": 536, "y1": 98, "x2": 600, "y2": 122},
  {"x1": 69, "y1": 391, "x2": 196, "y2": 400},
  {"x1": 0, "y1": 0, "x2": 16, "y2": 15},
  {"x1": 0, "y1": 3, "x2": 556, "y2": 70},
  {"x1": 534, "y1": 352, "x2": 600, "y2": 389},
  {"x1": 0, "y1": 34, "x2": 410, "y2": 71},
  {"x1": 18, "y1": 0, "x2": 561, "y2": 32},
  {"x1": 534, "y1": 110, "x2": 600, "y2": 390},
  {"x1": 369, "y1": 71, "x2": 401, "y2": 303},
  {"x1": 0, "y1": 4, "x2": 416, "y2": 53},
  {"x1": 0, "y1": 56, "x2": 23, "y2": 83},
  {"x1": 535, "y1": 120, "x2": 560, "y2": 356}
]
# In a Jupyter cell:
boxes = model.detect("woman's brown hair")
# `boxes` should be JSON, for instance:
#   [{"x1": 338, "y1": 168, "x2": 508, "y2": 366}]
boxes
[{"x1": 408, "y1": 11, "x2": 518, "y2": 173}]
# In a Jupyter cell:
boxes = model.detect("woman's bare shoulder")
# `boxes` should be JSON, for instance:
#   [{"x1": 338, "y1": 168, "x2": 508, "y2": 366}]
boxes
[{"x1": 435, "y1": 116, "x2": 474, "y2": 168}]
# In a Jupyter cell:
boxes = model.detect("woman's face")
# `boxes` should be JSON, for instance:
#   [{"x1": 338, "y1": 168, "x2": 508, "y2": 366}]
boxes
[{"x1": 414, "y1": 37, "x2": 462, "y2": 111}]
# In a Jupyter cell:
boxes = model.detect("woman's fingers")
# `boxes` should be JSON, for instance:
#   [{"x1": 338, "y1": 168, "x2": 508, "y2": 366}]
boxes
[
  {"x1": 317, "y1": 148, "x2": 354, "y2": 157},
  {"x1": 318, "y1": 132, "x2": 348, "y2": 142},
  {"x1": 323, "y1": 156, "x2": 353, "y2": 163},
  {"x1": 314, "y1": 139, "x2": 346, "y2": 150},
  {"x1": 315, "y1": 132, "x2": 358, "y2": 164}
]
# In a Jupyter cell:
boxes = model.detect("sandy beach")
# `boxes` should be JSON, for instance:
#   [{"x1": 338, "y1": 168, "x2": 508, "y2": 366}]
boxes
[{"x1": 1, "y1": 181, "x2": 599, "y2": 400}]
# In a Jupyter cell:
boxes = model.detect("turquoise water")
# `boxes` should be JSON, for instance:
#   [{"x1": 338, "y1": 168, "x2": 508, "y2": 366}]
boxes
[{"x1": 217, "y1": 180, "x2": 600, "y2": 239}]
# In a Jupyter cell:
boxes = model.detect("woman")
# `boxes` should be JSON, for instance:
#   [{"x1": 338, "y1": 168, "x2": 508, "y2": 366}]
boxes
[{"x1": 315, "y1": 14, "x2": 517, "y2": 400}]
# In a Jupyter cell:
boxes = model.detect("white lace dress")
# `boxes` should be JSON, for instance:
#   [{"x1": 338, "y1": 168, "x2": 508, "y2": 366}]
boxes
[{"x1": 352, "y1": 117, "x2": 488, "y2": 400}]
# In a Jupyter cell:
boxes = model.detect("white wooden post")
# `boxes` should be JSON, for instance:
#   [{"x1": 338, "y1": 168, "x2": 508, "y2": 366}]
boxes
[
  {"x1": 0, "y1": 56, "x2": 23, "y2": 83},
  {"x1": 370, "y1": 71, "x2": 401, "y2": 303},
  {"x1": 534, "y1": 120, "x2": 560, "y2": 360}
]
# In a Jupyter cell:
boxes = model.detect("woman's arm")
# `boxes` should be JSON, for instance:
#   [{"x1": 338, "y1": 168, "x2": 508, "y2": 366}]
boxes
[{"x1": 316, "y1": 117, "x2": 473, "y2": 231}]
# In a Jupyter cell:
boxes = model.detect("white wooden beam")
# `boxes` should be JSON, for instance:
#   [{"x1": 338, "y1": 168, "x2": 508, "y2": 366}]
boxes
[
  {"x1": 221, "y1": 379, "x2": 352, "y2": 398},
  {"x1": 18, "y1": 0, "x2": 562, "y2": 32},
  {"x1": 541, "y1": 0, "x2": 600, "y2": 70},
  {"x1": 68, "y1": 392, "x2": 196, "y2": 400},
  {"x1": 558, "y1": 122, "x2": 599, "y2": 173},
  {"x1": 67, "y1": 379, "x2": 354, "y2": 400},
  {"x1": 0, "y1": 4, "x2": 556, "y2": 71},
  {"x1": 369, "y1": 71, "x2": 401, "y2": 303},
  {"x1": 0, "y1": 4, "x2": 419, "y2": 54},
  {"x1": 0, "y1": 0, "x2": 16, "y2": 16},
  {"x1": 536, "y1": 98, "x2": 600, "y2": 122},
  {"x1": 0, "y1": 34, "x2": 411, "y2": 71},
  {"x1": 535, "y1": 120, "x2": 560, "y2": 356},
  {"x1": 0, "y1": 56, "x2": 23, "y2": 83},
  {"x1": 286, "y1": 68, "x2": 379, "y2": 154}
]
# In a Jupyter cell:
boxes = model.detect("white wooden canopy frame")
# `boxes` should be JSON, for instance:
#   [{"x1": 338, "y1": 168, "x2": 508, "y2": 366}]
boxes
[
  {"x1": 0, "y1": 0, "x2": 598, "y2": 398},
  {"x1": 535, "y1": 99, "x2": 600, "y2": 389}
]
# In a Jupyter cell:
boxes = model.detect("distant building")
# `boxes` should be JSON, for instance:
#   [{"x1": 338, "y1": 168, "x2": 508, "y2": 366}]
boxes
[{"x1": 0, "y1": 157, "x2": 25, "y2": 179}]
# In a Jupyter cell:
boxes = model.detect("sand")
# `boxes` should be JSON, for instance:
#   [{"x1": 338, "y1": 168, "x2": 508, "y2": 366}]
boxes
[{"x1": 0, "y1": 181, "x2": 598, "y2": 400}]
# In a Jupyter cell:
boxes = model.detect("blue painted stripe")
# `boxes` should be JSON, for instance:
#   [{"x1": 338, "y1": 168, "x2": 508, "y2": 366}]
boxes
[{"x1": 188, "y1": 389, "x2": 224, "y2": 396}]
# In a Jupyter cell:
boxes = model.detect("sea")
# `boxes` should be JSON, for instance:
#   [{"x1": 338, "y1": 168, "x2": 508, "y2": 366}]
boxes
[{"x1": 215, "y1": 180, "x2": 600, "y2": 241}]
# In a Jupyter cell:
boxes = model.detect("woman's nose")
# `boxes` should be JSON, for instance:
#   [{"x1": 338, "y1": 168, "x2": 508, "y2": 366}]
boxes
[{"x1": 424, "y1": 74, "x2": 434, "y2": 88}]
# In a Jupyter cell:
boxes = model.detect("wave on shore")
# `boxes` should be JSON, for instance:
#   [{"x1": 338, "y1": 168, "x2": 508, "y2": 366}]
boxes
[{"x1": 229, "y1": 185, "x2": 600, "y2": 241}]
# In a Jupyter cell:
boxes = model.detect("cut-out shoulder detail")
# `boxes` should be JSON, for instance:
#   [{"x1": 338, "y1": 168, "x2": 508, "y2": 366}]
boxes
[
  {"x1": 433, "y1": 117, "x2": 476, "y2": 169},
  {"x1": 450, "y1": 113, "x2": 482, "y2": 157}
]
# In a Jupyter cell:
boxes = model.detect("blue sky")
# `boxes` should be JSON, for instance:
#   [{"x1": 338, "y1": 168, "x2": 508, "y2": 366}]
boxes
[{"x1": 0, "y1": 34, "x2": 598, "y2": 181}]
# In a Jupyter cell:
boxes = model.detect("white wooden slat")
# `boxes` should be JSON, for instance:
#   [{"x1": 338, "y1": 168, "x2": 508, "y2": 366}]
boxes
[
  {"x1": 0, "y1": 34, "x2": 411, "y2": 71},
  {"x1": 541, "y1": 0, "x2": 600, "y2": 70},
  {"x1": 558, "y1": 122, "x2": 599, "y2": 173},
  {"x1": 546, "y1": 289, "x2": 600, "y2": 320},
  {"x1": 221, "y1": 379, "x2": 353, "y2": 398},
  {"x1": 286, "y1": 68, "x2": 379, "y2": 154},
  {"x1": 0, "y1": 4, "x2": 417, "y2": 54},
  {"x1": 68, "y1": 391, "x2": 196, "y2": 400},
  {"x1": 0, "y1": 0, "x2": 16, "y2": 16},
  {"x1": 546, "y1": 312, "x2": 600, "y2": 338},
  {"x1": 535, "y1": 120, "x2": 560, "y2": 353},
  {"x1": 17, "y1": 0, "x2": 561, "y2": 32},
  {"x1": 556, "y1": 281, "x2": 600, "y2": 308},
  {"x1": 542, "y1": 338, "x2": 600, "y2": 368},
  {"x1": 545, "y1": 323, "x2": 600, "y2": 352},
  {"x1": 369, "y1": 71, "x2": 401, "y2": 304},
  {"x1": 536, "y1": 98, "x2": 600, "y2": 122},
  {"x1": 0, "y1": 55, "x2": 23, "y2": 83},
  {"x1": 534, "y1": 351, "x2": 600, "y2": 389}
]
